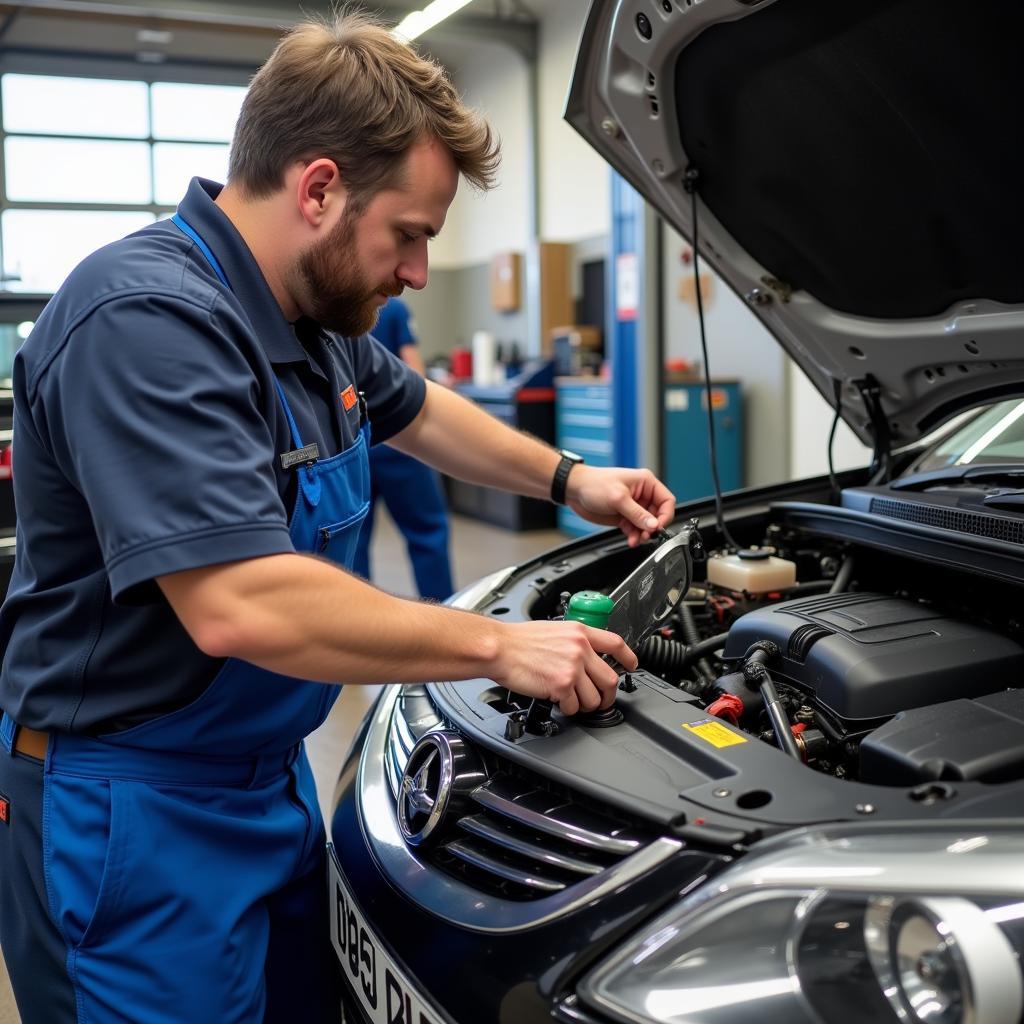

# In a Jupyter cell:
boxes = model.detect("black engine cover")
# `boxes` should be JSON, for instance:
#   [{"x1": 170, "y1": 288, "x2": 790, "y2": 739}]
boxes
[{"x1": 722, "y1": 592, "x2": 1024, "y2": 722}]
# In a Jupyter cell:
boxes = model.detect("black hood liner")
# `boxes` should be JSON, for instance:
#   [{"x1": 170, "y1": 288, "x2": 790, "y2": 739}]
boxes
[{"x1": 674, "y1": 0, "x2": 1024, "y2": 320}]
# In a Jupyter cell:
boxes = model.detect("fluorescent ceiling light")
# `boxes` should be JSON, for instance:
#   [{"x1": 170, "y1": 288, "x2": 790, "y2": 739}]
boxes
[{"x1": 392, "y1": 0, "x2": 475, "y2": 41}]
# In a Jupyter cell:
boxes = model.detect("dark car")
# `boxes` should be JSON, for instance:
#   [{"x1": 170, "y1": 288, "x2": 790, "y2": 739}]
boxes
[{"x1": 328, "y1": 2, "x2": 1024, "y2": 1023}]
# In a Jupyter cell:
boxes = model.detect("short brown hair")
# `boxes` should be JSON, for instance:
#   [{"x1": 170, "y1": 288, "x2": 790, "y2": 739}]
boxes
[{"x1": 228, "y1": 9, "x2": 500, "y2": 206}]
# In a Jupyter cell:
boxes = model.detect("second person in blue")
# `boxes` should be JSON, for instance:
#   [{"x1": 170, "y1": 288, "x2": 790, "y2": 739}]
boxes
[
  {"x1": 354, "y1": 295, "x2": 454, "y2": 600},
  {"x1": 0, "y1": 12, "x2": 676, "y2": 1024}
]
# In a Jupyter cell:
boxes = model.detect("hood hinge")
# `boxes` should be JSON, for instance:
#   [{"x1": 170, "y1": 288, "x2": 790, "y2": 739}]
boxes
[{"x1": 854, "y1": 375, "x2": 893, "y2": 483}]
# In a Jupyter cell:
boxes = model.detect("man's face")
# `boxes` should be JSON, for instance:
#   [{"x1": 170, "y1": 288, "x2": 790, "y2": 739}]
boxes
[{"x1": 295, "y1": 137, "x2": 458, "y2": 335}]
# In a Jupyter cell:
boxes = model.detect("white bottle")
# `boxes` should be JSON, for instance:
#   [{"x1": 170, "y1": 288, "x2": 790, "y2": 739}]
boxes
[
  {"x1": 472, "y1": 330, "x2": 496, "y2": 387},
  {"x1": 706, "y1": 548, "x2": 797, "y2": 594}
]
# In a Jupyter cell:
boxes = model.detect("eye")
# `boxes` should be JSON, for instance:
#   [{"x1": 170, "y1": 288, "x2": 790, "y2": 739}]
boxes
[{"x1": 399, "y1": 230, "x2": 418, "y2": 244}]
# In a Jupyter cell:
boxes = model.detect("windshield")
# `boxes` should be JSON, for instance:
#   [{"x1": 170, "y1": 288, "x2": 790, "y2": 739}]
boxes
[{"x1": 908, "y1": 400, "x2": 1024, "y2": 474}]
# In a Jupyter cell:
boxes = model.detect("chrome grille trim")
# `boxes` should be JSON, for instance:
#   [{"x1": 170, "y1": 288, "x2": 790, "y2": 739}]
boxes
[
  {"x1": 384, "y1": 736, "x2": 402, "y2": 797},
  {"x1": 457, "y1": 815, "x2": 603, "y2": 877},
  {"x1": 445, "y1": 840, "x2": 567, "y2": 893},
  {"x1": 392, "y1": 704, "x2": 416, "y2": 758},
  {"x1": 385, "y1": 689, "x2": 442, "y2": 797},
  {"x1": 386, "y1": 697, "x2": 644, "y2": 861},
  {"x1": 356, "y1": 687, "x2": 686, "y2": 933},
  {"x1": 472, "y1": 786, "x2": 642, "y2": 856}
]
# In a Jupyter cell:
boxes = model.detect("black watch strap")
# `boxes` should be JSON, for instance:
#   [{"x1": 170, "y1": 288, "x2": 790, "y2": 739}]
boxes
[{"x1": 550, "y1": 450, "x2": 583, "y2": 505}]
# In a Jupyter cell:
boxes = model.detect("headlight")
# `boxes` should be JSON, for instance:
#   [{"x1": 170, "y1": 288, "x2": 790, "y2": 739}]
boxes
[{"x1": 578, "y1": 826, "x2": 1024, "y2": 1024}]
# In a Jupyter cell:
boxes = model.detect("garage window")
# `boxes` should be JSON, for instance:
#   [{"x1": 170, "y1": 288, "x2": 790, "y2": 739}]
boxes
[{"x1": 0, "y1": 73, "x2": 246, "y2": 293}]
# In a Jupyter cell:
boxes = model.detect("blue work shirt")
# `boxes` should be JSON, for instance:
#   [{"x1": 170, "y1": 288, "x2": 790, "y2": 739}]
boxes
[
  {"x1": 0, "y1": 177, "x2": 425, "y2": 733},
  {"x1": 373, "y1": 297, "x2": 417, "y2": 358}
]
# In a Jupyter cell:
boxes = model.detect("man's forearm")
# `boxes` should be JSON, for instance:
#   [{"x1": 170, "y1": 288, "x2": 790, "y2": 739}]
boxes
[
  {"x1": 387, "y1": 380, "x2": 561, "y2": 500},
  {"x1": 161, "y1": 553, "x2": 504, "y2": 685},
  {"x1": 158, "y1": 552, "x2": 637, "y2": 713}
]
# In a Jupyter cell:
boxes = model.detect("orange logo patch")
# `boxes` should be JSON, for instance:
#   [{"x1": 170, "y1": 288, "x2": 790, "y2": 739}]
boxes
[{"x1": 340, "y1": 385, "x2": 358, "y2": 411}]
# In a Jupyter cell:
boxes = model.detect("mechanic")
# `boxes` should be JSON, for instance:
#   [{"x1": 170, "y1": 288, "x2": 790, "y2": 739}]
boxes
[
  {"x1": 353, "y1": 295, "x2": 455, "y2": 600},
  {"x1": 0, "y1": 13, "x2": 674, "y2": 1024}
]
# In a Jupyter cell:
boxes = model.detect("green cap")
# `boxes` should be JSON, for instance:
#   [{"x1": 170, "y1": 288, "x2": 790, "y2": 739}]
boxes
[{"x1": 565, "y1": 590, "x2": 615, "y2": 630}]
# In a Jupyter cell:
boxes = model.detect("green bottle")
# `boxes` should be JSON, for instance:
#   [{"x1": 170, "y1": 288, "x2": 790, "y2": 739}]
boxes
[{"x1": 564, "y1": 590, "x2": 615, "y2": 630}]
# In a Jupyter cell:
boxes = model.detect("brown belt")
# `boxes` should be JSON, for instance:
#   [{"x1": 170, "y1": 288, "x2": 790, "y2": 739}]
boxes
[{"x1": 13, "y1": 726, "x2": 48, "y2": 760}]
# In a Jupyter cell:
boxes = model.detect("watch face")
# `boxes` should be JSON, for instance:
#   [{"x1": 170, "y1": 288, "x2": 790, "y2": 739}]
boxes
[{"x1": 560, "y1": 449, "x2": 584, "y2": 464}]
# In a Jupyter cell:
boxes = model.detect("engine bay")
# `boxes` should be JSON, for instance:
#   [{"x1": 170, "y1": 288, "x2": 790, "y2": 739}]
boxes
[{"x1": 429, "y1": 501, "x2": 1024, "y2": 835}]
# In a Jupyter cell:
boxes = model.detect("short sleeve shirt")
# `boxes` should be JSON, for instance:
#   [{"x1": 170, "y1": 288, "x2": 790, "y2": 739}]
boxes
[
  {"x1": 372, "y1": 297, "x2": 417, "y2": 358},
  {"x1": 0, "y1": 177, "x2": 425, "y2": 733}
]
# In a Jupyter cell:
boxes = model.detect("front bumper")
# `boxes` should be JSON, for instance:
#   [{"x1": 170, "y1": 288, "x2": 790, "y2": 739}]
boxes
[{"x1": 328, "y1": 690, "x2": 722, "y2": 1023}]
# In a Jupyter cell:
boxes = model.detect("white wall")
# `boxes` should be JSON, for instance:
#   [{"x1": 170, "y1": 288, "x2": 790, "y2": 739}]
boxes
[
  {"x1": 663, "y1": 226, "x2": 791, "y2": 488},
  {"x1": 789, "y1": 365, "x2": 872, "y2": 478},
  {"x1": 428, "y1": 38, "x2": 532, "y2": 269},
  {"x1": 537, "y1": 0, "x2": 611, "y2": 242},
  {"x1": 434, "y1": 0, "x2": 611, "y2": 256}
]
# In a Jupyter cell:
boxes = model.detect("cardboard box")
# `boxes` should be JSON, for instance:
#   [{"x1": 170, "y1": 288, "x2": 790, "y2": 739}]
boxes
[
  {"x1": 537, "y1": 242, "x2": 573, "y2": 354},
  {"x1": 490, "y1": 251, "x2": 522, "y2": 312},
  {"x1": 678, "y1": 271, "x2": 714, "y2": 310}
]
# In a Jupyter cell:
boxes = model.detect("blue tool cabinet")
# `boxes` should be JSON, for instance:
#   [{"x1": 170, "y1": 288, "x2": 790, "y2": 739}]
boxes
[
  {"x1": 555, "y1": 377, "x2": 743, "y2": 537},
  {"x1": 664, "y1": 379, "x2": 743, "y2": 502},
  {"x1": 555, "y1": 379, "x2": 614, "y2": 536}
]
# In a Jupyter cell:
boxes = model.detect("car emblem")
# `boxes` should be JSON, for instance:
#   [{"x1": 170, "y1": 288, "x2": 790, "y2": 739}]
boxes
[{"x1": 396, "y1": 730, "x2": 484, "y2": 847}]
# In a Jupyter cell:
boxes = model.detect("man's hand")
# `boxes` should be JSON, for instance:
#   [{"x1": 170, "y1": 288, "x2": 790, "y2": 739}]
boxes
[
  {"x1": 566, "y1": 465, "x2": 676, "y2": 547},
  {"x1": 490, "y1": 620, "x2": 638, "y2": 716}
]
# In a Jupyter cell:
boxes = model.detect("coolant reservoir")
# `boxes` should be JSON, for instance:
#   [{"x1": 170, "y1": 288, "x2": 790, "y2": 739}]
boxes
[{"x1": 706, "y1": 548, "x2": 796, "y2": 594}]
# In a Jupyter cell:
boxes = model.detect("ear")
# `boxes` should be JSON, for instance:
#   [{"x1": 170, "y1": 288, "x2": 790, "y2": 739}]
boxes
[{"x1": 295, "y1": 158, "x2": 346, "y2": 228}]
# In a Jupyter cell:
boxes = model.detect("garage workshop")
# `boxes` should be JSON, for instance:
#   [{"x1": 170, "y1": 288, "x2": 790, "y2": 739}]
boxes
[{"x1": 1, "y1": 1, "x2": 1023, "y2": 1022}]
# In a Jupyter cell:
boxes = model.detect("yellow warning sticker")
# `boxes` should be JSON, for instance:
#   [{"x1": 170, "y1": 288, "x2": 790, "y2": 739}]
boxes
[{"x1": 683, "y1": 718, "x2": 748, "y2": 748}]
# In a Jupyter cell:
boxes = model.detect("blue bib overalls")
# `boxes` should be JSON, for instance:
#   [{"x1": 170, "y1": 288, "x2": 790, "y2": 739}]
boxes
[{"x1": 0, "y1": 216, "x2": 368, "y2": 1022}]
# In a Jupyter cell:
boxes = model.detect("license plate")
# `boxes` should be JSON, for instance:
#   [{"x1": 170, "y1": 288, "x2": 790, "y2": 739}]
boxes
[{"x1": 328, "y1": 846, "x2": 445, "y2": 1024}]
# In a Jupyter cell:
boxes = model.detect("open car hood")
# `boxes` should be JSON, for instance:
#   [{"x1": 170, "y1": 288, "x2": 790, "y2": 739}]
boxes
[{"x1": 566, "y1": 0, "x2": 1024, "y2": 450}]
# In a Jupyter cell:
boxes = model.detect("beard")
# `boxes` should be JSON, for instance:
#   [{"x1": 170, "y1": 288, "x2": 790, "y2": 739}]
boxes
[{"x1": 294, "y1": 210, "x2": 401, "y2": 336}]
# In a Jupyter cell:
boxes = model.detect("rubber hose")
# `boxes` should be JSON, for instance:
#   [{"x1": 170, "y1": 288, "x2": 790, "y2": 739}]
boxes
[
  {"x1": 682, "y1": 632, "x2": 729, "y2": 662},
  {"x1": 829, "y1": 556, "x2": 856, "y2": 595},
  {"x1": 679, "y1": 604, "x2": 716, "y2": 685},
  {"x1": 759, "y1": 670, "x2": 802, "y2": 761},
  {"x1": 638, "y1": 632, "x2": 729, "y2": 673},
  {"x1": 780, "y1": 580, "x2": 833, "y2": 597},
  {"x1": 638, "y1": 635, "x2": 688, "y2": 673}
]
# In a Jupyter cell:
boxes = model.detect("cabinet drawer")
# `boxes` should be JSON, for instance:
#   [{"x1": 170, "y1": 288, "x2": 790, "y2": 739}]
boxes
[
  {"x1": 558, "y1": 396, "x2": 611, "y2": 415},
  {"x1": 558, "y1": 384, "x2": 609, "y2": 404},
  {"x1": 558, "y1": 411, "x2": 612, "y2": 431},
  {"x1": 558, "y1": 436, "x2": 612, "y2": 465}
]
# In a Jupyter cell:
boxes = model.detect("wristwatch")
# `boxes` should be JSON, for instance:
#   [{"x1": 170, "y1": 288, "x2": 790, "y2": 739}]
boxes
[{"x1": 550, "y1": 449, "x2": 584, "y2": 505}]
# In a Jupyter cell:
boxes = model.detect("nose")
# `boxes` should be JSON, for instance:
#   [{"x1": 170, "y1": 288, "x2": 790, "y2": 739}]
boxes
[{"x1": 397, "y1": 240, "x2": 429, "y2": 291}]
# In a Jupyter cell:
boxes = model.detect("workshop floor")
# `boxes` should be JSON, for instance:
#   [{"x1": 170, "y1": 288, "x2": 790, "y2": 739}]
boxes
[{"x1": 0, "y1": 511, "x2": 565, "y2": 1023}]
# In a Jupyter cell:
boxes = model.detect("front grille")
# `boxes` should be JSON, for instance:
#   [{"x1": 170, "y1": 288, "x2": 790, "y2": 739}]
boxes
[
  {"x1": 870, "y1": 496, "x2": 1024, "y2": 545},
  {"x1": 385, "y1": 687, "x2": 652, "y2": 901}
]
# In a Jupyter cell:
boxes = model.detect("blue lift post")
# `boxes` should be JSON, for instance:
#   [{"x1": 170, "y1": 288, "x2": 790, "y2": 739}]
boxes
[{"x1": 608, "y1": 170, "x2": 662, "y2": 474}]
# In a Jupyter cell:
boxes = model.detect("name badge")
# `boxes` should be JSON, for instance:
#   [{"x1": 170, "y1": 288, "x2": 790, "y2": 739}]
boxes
[{"x1": 280, "y1": 442, "x2": 320, "y2": 470}]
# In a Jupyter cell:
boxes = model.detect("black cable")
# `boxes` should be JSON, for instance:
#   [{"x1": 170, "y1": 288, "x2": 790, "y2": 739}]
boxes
[
  {"x1": 684, "y1": 168, "x2": 740, "y2": 552},
  {"x1": 827, "y1": 378, "x2": 843, "y2": 501}
]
